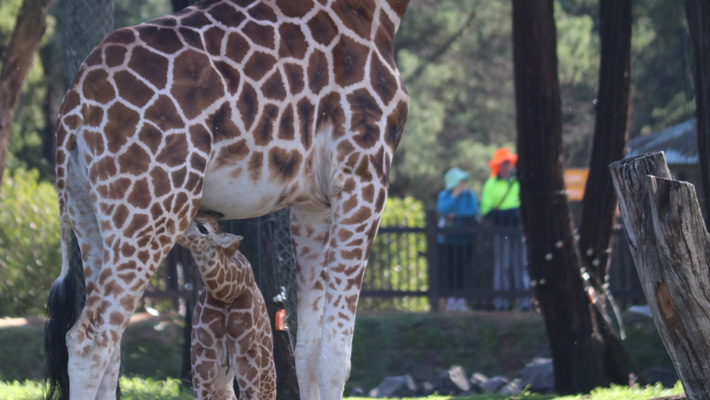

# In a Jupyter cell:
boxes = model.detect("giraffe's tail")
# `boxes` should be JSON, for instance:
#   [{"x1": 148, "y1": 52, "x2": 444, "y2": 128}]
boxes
[{"x1": 44, "y1": 170, "x2": 83, "y2": 400}]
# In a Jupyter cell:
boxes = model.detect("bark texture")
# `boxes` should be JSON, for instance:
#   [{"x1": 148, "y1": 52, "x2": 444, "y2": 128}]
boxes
[
  {"x1": 0, "y1": 0, "x2": 53, "y2": 186},
  {"x1": 685, "y1": 0, "x2": 710, "y2": 222},
  {"x1": 610, "y1": 152, "x2": 710, "y2": 399},
  {"x1": 512, "y1": 0, "x2": 627, "y2": 393}
]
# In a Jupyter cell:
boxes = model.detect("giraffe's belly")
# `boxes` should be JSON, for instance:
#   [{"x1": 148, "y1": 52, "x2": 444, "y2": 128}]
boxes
[{"x1": 200, "y1": 168, "x2": 289, "y2": 220}]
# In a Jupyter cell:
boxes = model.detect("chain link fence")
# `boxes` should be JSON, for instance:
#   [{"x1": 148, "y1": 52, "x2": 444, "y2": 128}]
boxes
[{"x1": 64, "y1": 0, "x2": 114, "y2": 82}]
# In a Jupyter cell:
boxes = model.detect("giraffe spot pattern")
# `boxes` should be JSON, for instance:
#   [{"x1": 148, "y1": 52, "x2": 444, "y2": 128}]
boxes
[
  {"x1": 243, "y1": 21, "x2": 275, "y2": 49},
  {"x1": 278, "y1": 23, "x2": 308, "y2": 59},
  {"x1": 138, "y1": 26, "x2": 183, "y2": 54},
  {"x1": 268, "y1": 147, "x2": 302, "y2": 183},
  {"x1": 348, "y1": 89, "x2": 383, "y2": 149},
  {"x1": 210, "y1": 3, "x2": 247, "y2": 27},
  {"x1": 333, "y1": 35, "x2": 368, "y2": 87},
  {"x1": 275, "y1": 0, "x2": 314, "y2": 18},
  {"x1": 307, "y1": 10, "x2": 338, "y2": 45},
  {"x1": 82, "y1": 69, "x2": 115, "y2": 104},
  {"x1": 333, "y1": 0, "x2": 375, "y2": 39},
  {"x1": 115, "y1": 70, "x2": 154, "y2": 108},
  {"x1": 283, "y1": 63, "x2": 305, "y2": 94},
  {"x1": 128, "y1": 46, "x2": 169, "y2": 89},
  {"x1": 172, "y1": 50, "x2": 225, "y2": 119},
  {"x1": 244, "y1": 51, "x2": 277, "y2": 81}
]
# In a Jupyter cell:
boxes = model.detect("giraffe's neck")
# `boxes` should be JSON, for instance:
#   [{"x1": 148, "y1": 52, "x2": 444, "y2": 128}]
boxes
[{"x1": 193, "y1": 249, "x2": 252, "y2": 303}]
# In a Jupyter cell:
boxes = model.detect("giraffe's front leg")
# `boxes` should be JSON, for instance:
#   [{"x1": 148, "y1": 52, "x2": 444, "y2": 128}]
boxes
[
  {"x1": 291, "y1": 206, "x2": 331, "y2": 400},
  {"x1": 192, "y1": 292, "x2": 236, "y2": 400},
  {"x1": 96, "y1": 342, "x2": 122, "y2": 398}
]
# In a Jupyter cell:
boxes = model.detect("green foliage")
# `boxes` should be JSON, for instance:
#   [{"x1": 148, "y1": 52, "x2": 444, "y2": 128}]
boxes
[
  {"x1": 391, "y1": 0, "x2": 516, "y2": 203},
  {"x1": 0, "y1": 0, "x2": 56, "y2": 181},
  {"x1": 113, "y1": 0, "x2": 171, "y2": 28},
  {"x1": 0, "y1": 168, "x2": 61, "y2": 317},
  {"x1": 555, "y1": 6, "x2": 599, "y2": 86},
  {"x1": 360, "y1": 197, "x2": 429, "y2": 312},
  {"x1": 381, "y1": 196, "x2": 426, "y2": 227},
  {"x1": 630, "y1": 0, "x2": 695, "y2": 136}
]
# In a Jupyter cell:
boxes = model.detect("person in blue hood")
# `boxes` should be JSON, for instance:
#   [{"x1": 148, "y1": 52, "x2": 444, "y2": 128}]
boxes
[{"x1": 437, "y1": 167, "x2": 480, "y2": 311}]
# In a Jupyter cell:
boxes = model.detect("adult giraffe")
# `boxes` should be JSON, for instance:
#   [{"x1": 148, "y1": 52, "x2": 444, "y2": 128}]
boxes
[{"x1": 44, "y1": 0, "x2": 410, "y2": 399}]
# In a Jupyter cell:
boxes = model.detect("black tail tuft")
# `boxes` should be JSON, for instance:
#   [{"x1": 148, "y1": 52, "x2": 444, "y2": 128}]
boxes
[{"x1": 44, "y1": 245, "x2": 83, "y2": 400}]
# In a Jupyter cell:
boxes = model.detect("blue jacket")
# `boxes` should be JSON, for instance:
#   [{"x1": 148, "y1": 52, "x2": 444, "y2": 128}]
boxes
[
  {"x1": 437, "y1": 190, "x2": 480, "y2": 244},
  {"x1": 438, "y1": 189, "x2": 479, "y2": 220}
]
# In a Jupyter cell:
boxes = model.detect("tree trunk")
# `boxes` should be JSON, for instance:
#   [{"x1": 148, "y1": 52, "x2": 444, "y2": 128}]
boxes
[
  {"x1": 512, "y1": 0, "x2": 624, "y2": 393},
  {"x1": 39, "y1": 43, "x2": 60, "y2": 168},
  {"x1": 576, "y1": 0, "x2": 632, "y2": 383},
  {"x1": 257, "y1": 214, "x2": 300, "y2": 400},
  {"x1": 579, "y1": 0, "x2": 632, "y2": 288},
  {"x1": 685, "y1": 0, "x2": 710, "y2": 223},
  {"x1": 0, "y1": 0, "x2": 53, "y2": 187},
  {"x1": 610, "y1": 152, "x2": 710, "y2": 399}
]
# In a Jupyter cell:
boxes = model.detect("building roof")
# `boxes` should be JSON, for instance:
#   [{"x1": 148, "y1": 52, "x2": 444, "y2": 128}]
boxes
[{"x1": 625, "y1": 119, "x2": 698, "y2": 164}]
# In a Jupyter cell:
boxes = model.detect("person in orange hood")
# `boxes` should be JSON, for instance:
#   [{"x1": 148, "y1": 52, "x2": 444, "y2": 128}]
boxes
[{"x1": 481, "y1": 148, "x2": 529, "y2": 311}]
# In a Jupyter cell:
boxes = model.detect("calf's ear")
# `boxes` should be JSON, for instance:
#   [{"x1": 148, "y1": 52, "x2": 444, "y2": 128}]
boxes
[{"x1": 214, "y1": 233, "x2": 243, "y2": 256}]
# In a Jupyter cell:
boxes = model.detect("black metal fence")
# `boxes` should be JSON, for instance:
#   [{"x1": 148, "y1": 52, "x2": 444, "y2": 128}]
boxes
[
  {"x1": 148, "y1": 208, "x2": 646, "y2": 313},
  {"x1": 359, "y1": 207, "x2": 645, "y2": 311}
]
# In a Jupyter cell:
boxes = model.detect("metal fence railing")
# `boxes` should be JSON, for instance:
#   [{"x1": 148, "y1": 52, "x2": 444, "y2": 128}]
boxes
[{"x1": 148, "y1": 208, "x2": 645, "y2": 313}]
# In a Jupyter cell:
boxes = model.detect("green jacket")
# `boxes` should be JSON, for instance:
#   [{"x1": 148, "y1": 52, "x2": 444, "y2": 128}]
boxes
[{"x1": 480, "y1": 176, "x2": 520, "y2": 216}]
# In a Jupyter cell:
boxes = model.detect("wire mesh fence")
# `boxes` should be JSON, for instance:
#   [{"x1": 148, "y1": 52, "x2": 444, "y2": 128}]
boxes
[{"x1": 64, "y1": 0, "x2": 114, "y2": 82}]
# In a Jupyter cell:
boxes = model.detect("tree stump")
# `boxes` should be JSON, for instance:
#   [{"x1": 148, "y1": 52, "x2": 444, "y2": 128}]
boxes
[{"x1": 610, "y1": 152, "x2": 710, "y2": 399}]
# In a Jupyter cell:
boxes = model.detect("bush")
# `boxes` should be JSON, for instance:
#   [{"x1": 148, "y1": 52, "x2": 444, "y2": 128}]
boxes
[
  {"x1": 0, "y1": 169, "x2": 61, "y2": 317},
  {"x1": 360, "y1": 197, "x2": 429, "y2": 312}
]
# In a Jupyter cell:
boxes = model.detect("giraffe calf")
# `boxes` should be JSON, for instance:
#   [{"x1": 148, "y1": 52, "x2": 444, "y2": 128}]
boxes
[{"x1": 178, "y1": 212, "x2": 276, "y2": 400}]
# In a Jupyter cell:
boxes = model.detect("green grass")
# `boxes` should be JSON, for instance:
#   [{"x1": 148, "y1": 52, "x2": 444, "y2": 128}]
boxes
[
  {"x1": 0, "y1": 377, "x2": 193, "y2": 400},
  {"x1": 0, "y1": 311, "x2": 677, "y2": 398},
  {"x1": 0, "y1": 379, "x2": 684, "y2": 400}
]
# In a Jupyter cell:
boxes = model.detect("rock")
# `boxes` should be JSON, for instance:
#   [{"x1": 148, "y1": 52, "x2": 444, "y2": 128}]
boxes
[
  {"x1": 418, "y1": 381, "x2": 435, "y2": 396},
  {"x1": 433, "y1": 365, "x2": 470, "y2": 395},
  {"x1": 368, "y1": 375, "x2": 417, "y2": 398},
  {"x1": 469, "y1": 372, "x2": 488, "y2": 393},
  {"x1": 520, "y1": 357, "x2": 555, "y2": 394},
  {"x1": 639, "y1": 367, "x2": 678, "y2": 388},
  {"x1": 481, "y1": 376, "x2": 509, "y2": 393},
  {"x1": 448, "y1": 365, "x2": 471, "y2": 392},
  {"x1": 499, "y1": 378, "x2": 523, "y2": 395}
]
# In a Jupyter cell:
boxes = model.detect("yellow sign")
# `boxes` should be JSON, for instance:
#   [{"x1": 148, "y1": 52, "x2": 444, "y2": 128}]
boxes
[{"x1": 564, "y1": 168, "x2": 589, "y2": 201}]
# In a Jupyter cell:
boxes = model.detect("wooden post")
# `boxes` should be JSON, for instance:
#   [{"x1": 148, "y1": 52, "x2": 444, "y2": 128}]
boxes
[
  {"x1": 425, "y1": 207, "x2": 441, "y2": 312},
  {"x1": 610, "y1": 151, "x2": 710, "y2": 399}
]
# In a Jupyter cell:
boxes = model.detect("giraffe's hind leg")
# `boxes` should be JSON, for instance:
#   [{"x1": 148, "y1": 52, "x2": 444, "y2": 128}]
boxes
[
  {"x1": 64, "y1": 177, "x2": 202, "y2": 399},
  {"x1": 290, "y1": 205, "x2": 331, "y2": 400},
  {"x1": 61, "y1": 154, "x2": 121, "y2": 399}
]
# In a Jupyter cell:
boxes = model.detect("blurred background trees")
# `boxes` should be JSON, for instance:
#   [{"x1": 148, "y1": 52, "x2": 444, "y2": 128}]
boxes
[{"x1": 0, "y1": 0, "x2": 696, "y2": 202}]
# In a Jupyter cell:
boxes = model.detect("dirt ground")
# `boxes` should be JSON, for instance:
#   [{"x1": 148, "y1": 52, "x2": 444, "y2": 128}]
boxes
[{"x1": 0, "y1": 312, "x2": 160, "y2": 328}]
